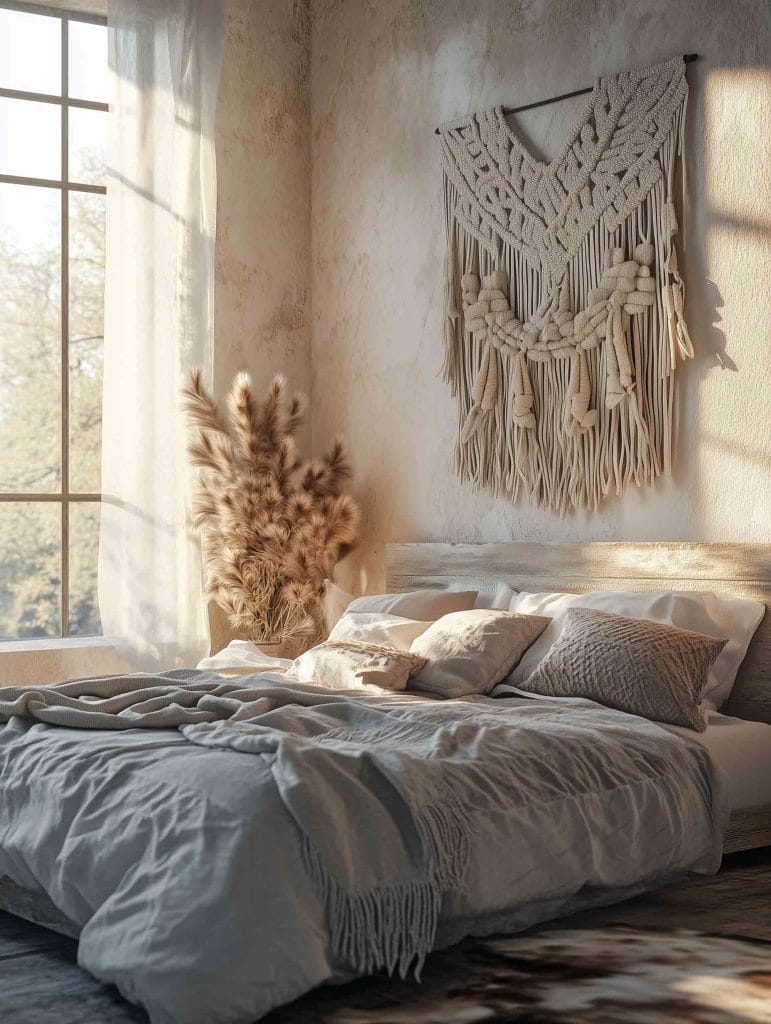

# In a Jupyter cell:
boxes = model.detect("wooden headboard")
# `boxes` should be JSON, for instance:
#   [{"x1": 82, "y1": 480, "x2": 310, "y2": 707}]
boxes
[{"x1": 386, "y1": 542, "x2": 771, "y2": 723}]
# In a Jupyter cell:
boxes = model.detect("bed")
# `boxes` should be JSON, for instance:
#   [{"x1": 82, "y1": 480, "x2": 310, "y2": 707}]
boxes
[{"x1": 0, "y1": 540, "x2": 768, "y2": 1023}]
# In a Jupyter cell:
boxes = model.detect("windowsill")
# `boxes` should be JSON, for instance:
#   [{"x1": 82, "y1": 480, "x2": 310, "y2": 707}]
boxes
[
  {"x1": 0, "y1": 636, "x2": 130, "y2": 685},
  {"x1": 0, "y1": 636, "x2": 116, "y2": 654}
]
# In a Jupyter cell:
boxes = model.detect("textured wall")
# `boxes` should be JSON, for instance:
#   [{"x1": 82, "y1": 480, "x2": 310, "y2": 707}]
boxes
[
  {"x1": 209, "y1": 0, "x2": 312, "y2": 649},
  {"x1": 310, "y1": 0, "x2": 771, "y2": 592},
  {"x1": 216, "y1": 0, "x2": 311, "y2": 401}
]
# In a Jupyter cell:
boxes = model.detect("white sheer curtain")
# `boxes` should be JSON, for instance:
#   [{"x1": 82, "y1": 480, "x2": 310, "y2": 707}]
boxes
[{"x1": 99, "y1": 0, "x2": 226, "y2": 670}]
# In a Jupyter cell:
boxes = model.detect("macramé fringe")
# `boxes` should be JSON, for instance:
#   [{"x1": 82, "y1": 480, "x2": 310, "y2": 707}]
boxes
[{"x1": 439, "y1": 65, "x2": 690, "y2": 514}]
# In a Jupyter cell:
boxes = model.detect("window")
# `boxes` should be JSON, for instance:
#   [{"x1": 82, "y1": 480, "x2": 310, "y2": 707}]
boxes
[{"x1": 0, "y1": 1, "x2": 107, "y2": 640}]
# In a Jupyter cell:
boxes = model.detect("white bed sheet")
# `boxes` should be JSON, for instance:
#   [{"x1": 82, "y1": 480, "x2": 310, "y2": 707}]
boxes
[{"x1": 668, "y1": 712, "x2": 771, "y2": 811}]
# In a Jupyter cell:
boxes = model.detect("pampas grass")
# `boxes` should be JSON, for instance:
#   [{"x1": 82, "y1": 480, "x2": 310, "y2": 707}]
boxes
[{"x1": 182, "y1": 370, "x2": 360, "y2": 644}]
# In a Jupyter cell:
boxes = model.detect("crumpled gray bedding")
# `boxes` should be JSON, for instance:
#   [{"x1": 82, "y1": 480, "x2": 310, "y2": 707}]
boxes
[{"x1": 0, "y1": 670, "x2": 730, "y2": 1024}]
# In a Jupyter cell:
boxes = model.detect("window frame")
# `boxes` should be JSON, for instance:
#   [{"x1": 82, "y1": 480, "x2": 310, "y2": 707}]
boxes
[{"x1": 0, "y1": 0, "x2": 108, "y2": 639}]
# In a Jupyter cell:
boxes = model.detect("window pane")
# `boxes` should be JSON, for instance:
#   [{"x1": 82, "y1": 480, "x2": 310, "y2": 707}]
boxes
[
  {"x1": 69, "y1": 191, "x2": 104, "y2": 493},
  {"x1": 69, "y1": 502, "x2": 101, "y2": 636},
  {"x1": 68, "y1": 21, "x2": 109, "y2": 104},
  {"x1": 68, "y1": 106, "x2": 106, "y2": 185},
  {"x1": 0, "y1": 183, "x2": 61, "y2": 493},
  {"x1": 0, "y1": 502, "x2": 61, "y2": 639},
  {"x1": 0, "y1": 97, "x2": 61, "y2": 180},
  {"x1": 0, "y1": 9, "x2": 61, "y2": 97}
]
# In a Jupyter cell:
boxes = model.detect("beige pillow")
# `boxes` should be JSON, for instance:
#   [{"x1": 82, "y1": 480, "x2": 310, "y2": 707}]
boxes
[
  {"x1": 328, "y1": 612, "x2": 431, "y2": 651},
  {"x1": 289, "y1": 641, "x2": 427, "y2": 693},
  {"x1": 518, "y1": 607, "x2": 727, "y2": 731},
  {"x1": 410, "y1": 609, "x2": 551, "y2": 698},
  {"x1": 345, "y1": 589, "x2": 477, "y2": 621}
]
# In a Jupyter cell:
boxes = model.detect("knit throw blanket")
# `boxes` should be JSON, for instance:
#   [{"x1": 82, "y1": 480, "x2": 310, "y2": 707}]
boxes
[{"x1": 438, "y1": 57, "x2": 691, "y2": 512}]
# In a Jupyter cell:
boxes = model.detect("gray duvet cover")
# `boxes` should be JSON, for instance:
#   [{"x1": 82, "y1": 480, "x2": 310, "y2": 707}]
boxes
[{"x1": 0, "y1": 672, "x2": 729, "y2": 1024}]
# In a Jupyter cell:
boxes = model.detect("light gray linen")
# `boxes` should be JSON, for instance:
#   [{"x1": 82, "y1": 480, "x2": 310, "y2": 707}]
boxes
[{"x1": 0, "y1": 671, "x2": 730, "y2": 1024}]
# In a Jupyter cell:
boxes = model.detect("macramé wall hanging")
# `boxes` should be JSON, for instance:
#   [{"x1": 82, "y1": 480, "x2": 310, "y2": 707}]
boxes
[{"x1": 438, "y1": 56, "x2": 693, "y2": 514}]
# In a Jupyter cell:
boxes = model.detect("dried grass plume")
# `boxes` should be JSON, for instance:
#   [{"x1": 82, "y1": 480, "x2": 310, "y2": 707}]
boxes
[{"x1": 182, "y1": 370, "x2": 360, "y2": 643}]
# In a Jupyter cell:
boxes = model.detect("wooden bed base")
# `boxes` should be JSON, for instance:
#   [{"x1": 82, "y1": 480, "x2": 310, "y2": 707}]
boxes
[{"x1": 723, "y1": 805, "x2": 771, "y2": 854}]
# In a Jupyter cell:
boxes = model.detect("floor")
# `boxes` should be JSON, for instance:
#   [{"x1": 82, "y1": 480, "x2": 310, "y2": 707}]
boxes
[{"x1": 2, "y1": 847, "x2": 770, "y2": 1023}]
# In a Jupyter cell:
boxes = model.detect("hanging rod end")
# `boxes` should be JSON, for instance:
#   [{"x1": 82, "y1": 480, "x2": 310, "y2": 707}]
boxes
[{"x1": 683, "y1": 53, "x2": 698, "y2": 63}]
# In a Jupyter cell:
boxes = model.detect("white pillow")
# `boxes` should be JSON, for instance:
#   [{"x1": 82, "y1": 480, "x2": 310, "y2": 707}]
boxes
[
  {"x1": 506, "y1": 589, "x2": 765, "y2": 709},
  {"x1": 410, "y1": 609, "x2": 551, "y2": 698},
  {"x1": 472, "y1": 584, "x2": 517, "y2": 610},
  {"x1": 346, "y1": 588, "x2": 477, "y2": 620},
  {"x1": 289, "y1": 641, "x2": 426, "y2": 693},
  {"x1": 197, "y1": 640, "x2": 293, "y2": 676},
  {"x1": 328, "y1": 612, "x2": 431, "y2": 651}
]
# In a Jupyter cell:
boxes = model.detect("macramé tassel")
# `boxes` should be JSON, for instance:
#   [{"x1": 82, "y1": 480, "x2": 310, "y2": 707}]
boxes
[
  {"x1": 512, "y1": 351, "x2": 535, "y2": 428},
  {"x1": 566, "y1": 349, "x2": 598, "y2": 433},
  {"x1": 481, "y1": 343, "x2": 498, "y2": 411},
  {"x1": 462, "y1": 341, "x2": 497, "y2": 442},
  {"x1": 603, "y1": 297, "x2": 635, "y2": 409},
  {"x1": 664, "y1": 248, "x2": 694, "y2": 362}
]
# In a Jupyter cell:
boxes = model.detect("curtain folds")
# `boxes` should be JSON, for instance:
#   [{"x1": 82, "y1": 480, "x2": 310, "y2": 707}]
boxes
[{"x1": 100, "y1": 0, "x2": 226, "y2": 669}]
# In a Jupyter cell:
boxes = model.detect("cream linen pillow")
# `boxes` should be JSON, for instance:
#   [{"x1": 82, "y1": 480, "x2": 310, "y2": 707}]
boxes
[
  {"x1": 328, "y1": 612, "x2": 431, "y2": 651},
  {"x1": 518, "y1": 607, "x2": 726, "y2": 731},
  {"x1": 506, "y1": 588, "x2": 764, "y2": 709},
  {"x1": 410, "y1": 609, "x2": 551, "y2": 698},
  {"x1": 345, "y1": 589, "x2": 477, "y2": 620},
  {"x1": 289, "y1": 641, "x2": 426, "y2": 692}
]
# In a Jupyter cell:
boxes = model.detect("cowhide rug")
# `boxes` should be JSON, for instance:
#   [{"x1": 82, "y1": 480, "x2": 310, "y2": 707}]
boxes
[
  {"x1": 268, "y1": 927, "x2": 771, "y2": 1023},
  {"x1": 3, "y1": 913, "x2": 771, "y2": 1023}
]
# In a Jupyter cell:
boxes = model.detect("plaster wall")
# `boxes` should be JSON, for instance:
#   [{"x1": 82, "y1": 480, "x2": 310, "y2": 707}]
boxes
[
  {"x1": 210, "y1": 0, "x2": 312, "y2": 650},
  {"x1": 215, "y1": 0, "x2": 311, "y2": 402},
  {"x1": 310, "y1": 0, "x2": 771, "y2": 592}
]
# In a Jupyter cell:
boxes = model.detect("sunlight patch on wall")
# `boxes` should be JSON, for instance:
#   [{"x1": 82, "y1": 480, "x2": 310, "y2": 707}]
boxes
[{"x1": 700, "y1": 67, "x2": 771, "y2": 539}]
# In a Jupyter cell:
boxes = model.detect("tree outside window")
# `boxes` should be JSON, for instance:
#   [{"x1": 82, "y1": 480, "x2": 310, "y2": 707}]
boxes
[{"x1": 0, "y1": 1, "x2": 107, "y2": 639}]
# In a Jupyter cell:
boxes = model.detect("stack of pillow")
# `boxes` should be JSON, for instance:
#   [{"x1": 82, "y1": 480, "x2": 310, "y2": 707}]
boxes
[
  {"x1": 289, "y1": 584, "x2": 764, "y2": 732},
  {"x1": 293, "y1": 587, "x2": 550, "y2": 698}
]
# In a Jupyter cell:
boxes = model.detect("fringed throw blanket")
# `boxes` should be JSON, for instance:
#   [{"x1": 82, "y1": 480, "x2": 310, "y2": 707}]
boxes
[{"x1": 439, "y1": 57, "x2": 692, "y2": 512}]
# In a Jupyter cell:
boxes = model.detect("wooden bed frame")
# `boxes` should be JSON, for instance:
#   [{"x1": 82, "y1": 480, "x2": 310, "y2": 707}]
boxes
[{"x1": 386, "y1": 541, "x2": 771, "y2": 855}]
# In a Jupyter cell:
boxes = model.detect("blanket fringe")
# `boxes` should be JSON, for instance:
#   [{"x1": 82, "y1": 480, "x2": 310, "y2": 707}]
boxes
[
  {"x1": 300, "y1": 754, "x2": 472, "y2": 980},
  {"x1": 302, "y1": 835, "x2": 440, "y2": 979}
]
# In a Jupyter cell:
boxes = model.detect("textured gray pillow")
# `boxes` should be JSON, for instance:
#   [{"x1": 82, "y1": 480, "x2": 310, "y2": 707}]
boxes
[
  {"x1": 518, "y1": 607, "x2": 727, "y2": 731},
  {"x1": 410, "y1": 609, "x2": 551, "y2": 698}
]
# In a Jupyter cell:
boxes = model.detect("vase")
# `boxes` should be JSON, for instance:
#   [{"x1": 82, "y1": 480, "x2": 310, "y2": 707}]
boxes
[{"x1": 251, "y1": 638, "x2": 301, "y2": 660}]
